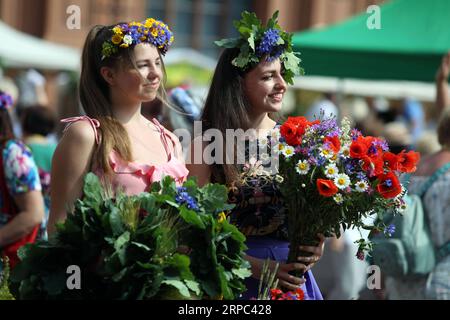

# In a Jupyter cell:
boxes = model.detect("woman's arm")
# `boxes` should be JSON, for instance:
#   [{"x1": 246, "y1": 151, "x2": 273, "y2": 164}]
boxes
[
  {"x1": 0, "y1": 190, "x2": 44, "y2": 247},
  {"x1": 186, "y1": 136, "x2": 211, "y2": 187},
  {"x1": 47, "y1": 121, "x2": 96, "y2": 234},
  {"x1": 436, "y1": 51, "x2": 450, "y2": 116}
]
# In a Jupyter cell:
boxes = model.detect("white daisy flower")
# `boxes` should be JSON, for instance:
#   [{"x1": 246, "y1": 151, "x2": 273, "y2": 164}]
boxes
[
  {"x1": 258, "y1": 137, "x2": 269, "y2": 147},
  {"x1": 281, "y1": 145, "x2": 295, "y2": 158},
  {"x1": 334, "y1": 173, "x2": 351, "y2": 190},
  {"x1": 324, "y1": 164, "x2": 339, "y2": 178},
  {"x1": 123, "y1": 34, "x2": 133, "y2": 45},
  {"x1": 355, "y1": 180, "x2": 369, "y2": 192},
  {"x1": 399, "y1": 201, "x2": 407, "y2": 215},
  {"x1": 333, "y1": 193, "x2": 344, "y2": 204},
  {"x1": 296, "y1": 160, "x2": 310, "y2": 175},
  {"x1": 272, "y1": 142, "x2": 286, "y2": 155},
  {"x1": 320, "y1": 148, "x2": 333, "y2": 159},
  {"x1": 329, "y1": 153, "x2": 339, "y2": 163},
  {"x1": 340, "y1": 145, "x2": 350, "y2": 158}
]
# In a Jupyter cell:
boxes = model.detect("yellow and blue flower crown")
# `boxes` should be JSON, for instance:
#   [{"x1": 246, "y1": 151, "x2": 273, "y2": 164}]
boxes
[
  {"x1": 0, "y1": 92, "x2": 13, "y2": 111},
  {"x1": 101, "y1": 18, "x2": 174, "y2": 60},
  {"x1": 215, "y1": 11, "x2": 303, "y2": 85}
]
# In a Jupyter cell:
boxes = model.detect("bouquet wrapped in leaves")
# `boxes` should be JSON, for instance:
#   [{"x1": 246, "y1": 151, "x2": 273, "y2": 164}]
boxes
[
  {"x1": 269, "y1": 116, "x2": 420, "y2": 277},
  {"x1": 11, "y1": 173, "x2": 251, "y2": 299}
]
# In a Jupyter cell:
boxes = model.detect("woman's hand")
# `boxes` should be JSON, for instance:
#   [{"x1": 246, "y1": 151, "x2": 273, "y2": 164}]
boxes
[
  {"x1": 296, "y1": 234, "x2": 326, "y2": 268},
  {"x1": 246, "y1": 255, "x2": 307, "y2": 292}
]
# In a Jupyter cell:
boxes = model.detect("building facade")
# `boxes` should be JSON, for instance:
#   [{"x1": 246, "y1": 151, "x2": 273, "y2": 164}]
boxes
[{"x1": 1, "y1": 0, "x2": 385, "y2": 56}]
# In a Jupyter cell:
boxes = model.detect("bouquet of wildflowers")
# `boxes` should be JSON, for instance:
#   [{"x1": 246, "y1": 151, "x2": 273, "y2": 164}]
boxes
[{"x1": 268, "y1": 116, "x2": 419, "y2": 276}]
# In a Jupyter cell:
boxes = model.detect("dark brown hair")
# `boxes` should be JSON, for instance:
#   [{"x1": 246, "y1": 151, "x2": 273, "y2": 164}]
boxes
[
  {"x1": 0, "y1": 90, "x2": 15, "y2": 147},
  {"x1": 201, "y1": 48, "x2": 253, "y2": 186}
]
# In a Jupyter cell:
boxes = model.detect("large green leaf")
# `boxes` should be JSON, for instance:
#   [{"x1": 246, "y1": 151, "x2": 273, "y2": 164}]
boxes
[
  {"x1": 179, "y1": 207, "x2": 206, "y2": 230},
  {"x1": 214, "y1": 37, "x2": 240, "y2": 49},
  {"x1": 161, "y1": 280, "x2": 191, "y2": 298}
]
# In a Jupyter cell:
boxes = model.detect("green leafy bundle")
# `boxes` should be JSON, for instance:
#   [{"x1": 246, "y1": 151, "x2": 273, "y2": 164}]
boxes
[
  {"x1": 10, "y1": 173, "x2": 250, "y2": 300},
  {"x1": 0, "y1": 257, "x2": 15, "y2": 300}
]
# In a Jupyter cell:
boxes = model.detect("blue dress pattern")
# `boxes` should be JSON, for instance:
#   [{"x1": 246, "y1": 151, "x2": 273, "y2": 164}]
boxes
[{"x1": 1, "y1": 140, "x2": 41, "y2": 226}]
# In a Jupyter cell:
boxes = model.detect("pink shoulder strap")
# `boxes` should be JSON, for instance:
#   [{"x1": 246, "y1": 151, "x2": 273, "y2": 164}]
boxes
[
  {"x1": 61, "y1": 116, "x2": 101, "y2": 144},
  {"x1": 151, "y1": 118, "x2": 173, "y2": 158}
]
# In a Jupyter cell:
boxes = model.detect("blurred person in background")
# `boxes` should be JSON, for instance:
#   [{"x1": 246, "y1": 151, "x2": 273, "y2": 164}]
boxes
[
  {"x1": 383, "y1": 53, "x2": 450, "y2": 299},
  {"x1": 382, "y1": 121, "x2": 413, "y2": 154},
  {"x1": 20, "y1": 105, "x2": 58, "y2": 240},
  {"x1": 0, "y1": 90, "x2": 45, "y2": 270},
  {"x1": 305, "y1": 92, "x2": 339, "y2": 121},
  {"x1": 436, "y1": 51, "x2": 450, "y2": 115},
  {"x1": 398, "y1": 97, "x2": 425, "y2": 147}
]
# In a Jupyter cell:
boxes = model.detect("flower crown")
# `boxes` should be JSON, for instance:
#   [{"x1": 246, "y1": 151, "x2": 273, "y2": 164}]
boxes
[
  {"x1": 101, "y1": 18, "x2": 174, "y2": 60},
  {"x1": 0, "y1": 92, "x2": 13, "y2": 111},
  {"x1": 215, "y1": 11, "x2": 303, "y2": 85}
]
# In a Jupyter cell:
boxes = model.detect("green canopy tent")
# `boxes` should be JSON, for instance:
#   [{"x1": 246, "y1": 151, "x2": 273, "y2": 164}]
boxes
[{"x1": 292, "y1": 0, "x2": 450, "y2": 82}]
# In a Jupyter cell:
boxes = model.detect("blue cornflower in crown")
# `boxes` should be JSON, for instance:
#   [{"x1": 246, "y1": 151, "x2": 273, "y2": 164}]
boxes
[
  {"x1": 215, "y1": 11, "x2": 304, "y2": 84},
  {"x1": 101, "y1": 18, "x2": 174, "y2": 60},
  {"x1": 0, "y1": 92, "x2": 13, "y2": 111}
]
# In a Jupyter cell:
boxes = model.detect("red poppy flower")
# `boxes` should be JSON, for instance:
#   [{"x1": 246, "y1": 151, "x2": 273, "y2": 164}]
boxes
[
  {"x1": 383, "y1": 152, "x2": 400, "y2": 171},
  {"x1": 280, "y1": 116, "x2": 316, "y2": 146},
  {"x1": 280, "y1": 121, "x2": 302, "y2": 145},
  {"x1": 324, "y1": 135, "x2": 341, "y2": 153},
  {"x1": 397, "y1": 150, "x2": 420, "y2": 173},
  {"x1": 362, "y1": 155, "x2": 384, "y2": 177},
  {"x1": 376, "y1": 171, "x2": 402, "y2": 199},
  {"x1": 350, "y1": 139, "x2": 369, "y2": 159},
  {"x1": 317, "y1": 179, "x2": 338, "y2": 197},
  {"x1": 295, "y1": 288, "x2": 305, "y2": 300}
]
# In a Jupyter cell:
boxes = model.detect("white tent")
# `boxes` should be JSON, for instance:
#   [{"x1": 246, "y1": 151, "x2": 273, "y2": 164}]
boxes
[
  {"x1": 293, "y1": 75, "x2": 449, "y2": 102},
  {"x1": 0, "y1": 21, "x2": 80, "y2": 71}
]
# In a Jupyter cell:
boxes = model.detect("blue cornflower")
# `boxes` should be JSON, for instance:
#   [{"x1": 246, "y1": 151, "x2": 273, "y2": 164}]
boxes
[
  {"x1": 351, "y1": 129, "x2": 362, "y2": 141},
  {"x1": 356, "y1": 171, "x2": 367, "y2": 181},
  {"x1": 385, "y1": 179, "x2": 392, "y2": 187},
  {"x1": 256, "y1": 28, "x2": 280, "y2": 57},
  {"x1": 344, "y1": 161, "x2": 355, "y2": 175},
  {"x1": 175, "y1": 187, "x2": 199, "y2": 211},
  {"x1": 373, "y1": 139, "x2": 389, "y2": 152},
  {"x1": 384, "y1": 224, "x2": 396, "y2": 237}
]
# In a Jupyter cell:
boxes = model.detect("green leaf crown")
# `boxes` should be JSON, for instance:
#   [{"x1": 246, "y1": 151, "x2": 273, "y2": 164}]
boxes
[{"x1": 214, "y1": 10, "x2": 304, "y2": 85}]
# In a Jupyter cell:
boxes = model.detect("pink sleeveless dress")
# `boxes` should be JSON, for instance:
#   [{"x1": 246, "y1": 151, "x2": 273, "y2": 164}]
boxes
[{"x1": 61, "y1": 116, "x2": 189, "y2": 195}]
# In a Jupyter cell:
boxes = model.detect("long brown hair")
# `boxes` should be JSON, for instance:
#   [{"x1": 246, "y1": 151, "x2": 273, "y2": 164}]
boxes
[
  {"x1": 201, "y1": 48, "x2": 253, "y2": 186},
  {"x1": 79, "y1": 24, "x2": 170, "y2": 176}
]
